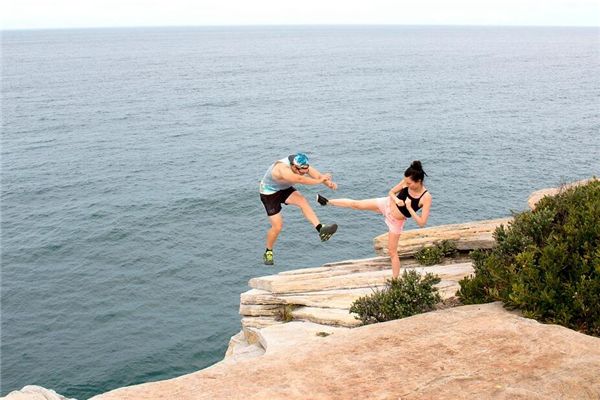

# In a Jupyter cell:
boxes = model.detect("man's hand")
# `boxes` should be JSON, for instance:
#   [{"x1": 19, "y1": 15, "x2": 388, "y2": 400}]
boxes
[
  {"x1": 323, "y1": 178, "x2": 337, "y2": 190},
  {"x1": 321, "y1": 173, "x2": 333, "y2": 181}
]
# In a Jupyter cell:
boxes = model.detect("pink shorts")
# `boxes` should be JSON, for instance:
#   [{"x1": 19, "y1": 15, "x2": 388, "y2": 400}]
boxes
[{"x1": 376, "y1": 197, "x2": 406, "y2": 234}]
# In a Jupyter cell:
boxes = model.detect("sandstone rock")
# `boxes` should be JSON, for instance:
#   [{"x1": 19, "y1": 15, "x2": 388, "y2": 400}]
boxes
[
  {"x1": 247, "y1": 257, "x2": 395, "y2": 293},
  {"x1": 435, "y1": 280, "x2": 462, "y2": 299},
  {"x1": 373, "y1": 218, "x2": 512, "y2": 257},
  {"x1": 240, "y1": 316, "x2": 282, "y2": 330},
  {"x1": 223, "y1": 331, "x2": 265, "y2": 361},
  {"x1": 528, "y1": 177, "x2": 598, "y2": 210},
  {"x1": 248, "y1": 262, "x2": 474, "y2": 294},
  {"x1": 90, "y1": 303, "x2": 600, "y2": 400},
  {"x1": 2, "y1": 386, "x2": 72, "y2": 400},
  {"x1": 226, "y1": 322, "x2": 349, "y2": 362},
  {"x1": 239, "y1": 262, "x2": 474, "y2": 332},
  {"x1": 257, "y1": 321, "x2": 350, "y2": 354},
  {"x1": 241, "y1": 287, "x2": 384, "y2": 309},
  {"x1": 240, "y1": 289, "x2": 280, "y2": 305},
  {"x1": 238, "y1": 303, "x2": 281, "y2": 317},
  {"x1": 232, "y1": 260, "x2": 476, "y2": 366},
  {"x1": 291, "y1": 306, "x2": 361, "y2": 327}
]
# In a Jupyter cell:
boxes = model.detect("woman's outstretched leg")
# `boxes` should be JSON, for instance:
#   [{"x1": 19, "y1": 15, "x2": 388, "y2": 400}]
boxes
[{"x1": 317, "y1": 194, "x2": 380, "y2": 213}]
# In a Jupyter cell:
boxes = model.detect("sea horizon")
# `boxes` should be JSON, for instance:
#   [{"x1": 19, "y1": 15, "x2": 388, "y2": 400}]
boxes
[{"x1": 3, "y1": 23, "x2": 599, "y2": 32}]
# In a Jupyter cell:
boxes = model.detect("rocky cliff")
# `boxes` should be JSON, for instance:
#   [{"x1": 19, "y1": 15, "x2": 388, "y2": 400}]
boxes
[{"x1": 90, "y1": 303, "x2": 600, "y2": 400}]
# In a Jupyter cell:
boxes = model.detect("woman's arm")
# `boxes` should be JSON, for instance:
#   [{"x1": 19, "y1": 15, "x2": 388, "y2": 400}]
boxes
[
  {"x1": 406, "y1": 193, "x2": 432, "y2": 228},
  {"x1": 388, "y1": 179, "x2": 406, "y2": 205}
]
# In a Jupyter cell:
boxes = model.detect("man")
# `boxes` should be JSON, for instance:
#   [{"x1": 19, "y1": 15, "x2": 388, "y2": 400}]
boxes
[{"x1": 259, "y1": 153, "x2": 338, "y2": 265}]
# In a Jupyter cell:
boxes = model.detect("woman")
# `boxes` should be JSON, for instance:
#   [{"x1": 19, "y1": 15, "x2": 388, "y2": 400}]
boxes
[{"x1": 317, "y1": 161, "x2": 432, "y2": 278}]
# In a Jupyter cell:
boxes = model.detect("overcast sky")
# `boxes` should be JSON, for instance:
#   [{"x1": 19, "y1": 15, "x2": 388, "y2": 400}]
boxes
[{"x1": 2, "y1": 0, "x2": 599, "y2": 30}]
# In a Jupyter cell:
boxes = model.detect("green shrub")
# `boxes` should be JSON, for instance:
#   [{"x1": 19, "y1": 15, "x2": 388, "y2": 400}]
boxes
[
  {"x1": 458, "y1": 180, "x2": 600, "y2": 336},
  {"x1": 277, "y1": 304, "x2": 295, "y2": 322},
  {"x1": 415, "y1": 240, "x2": 459, "y2": 266},
  {"x1": 439, "y1": 239, "x2": 459, "y2": 257},
  {"x1": 415, "y1": 246, "x2": 443, "y2": 266},
  {"x1": 350, "y1": 270, "x2": 442, "y2": 325}
]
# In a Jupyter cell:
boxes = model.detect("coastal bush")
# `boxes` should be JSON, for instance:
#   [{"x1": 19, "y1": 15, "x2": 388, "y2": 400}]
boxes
[
  {"x1": 415, "y1": 240, "x2": 459, "y2": 266},
  {"x1": 277, "y1": 304, "x2": 295, "y2": 322},
  {"x1": 350, "y1": 270, "x2": 441, "y2": 325},
  {"x1": 457, "y1": 180, "x2": 600, "y2": 336}
]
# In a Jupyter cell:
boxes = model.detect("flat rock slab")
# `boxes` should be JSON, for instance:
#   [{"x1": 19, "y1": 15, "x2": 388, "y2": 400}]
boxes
[
  {"x1": 239, "y1": 282, "x2": 463, "y2": 327},
  {"x1": 258, "y1": 321, "x2": 351, "y2": 354},
  {"x1": 249, "y1": 262, "x2": 474, "y2": 294},
  {"x1": 91, "y1": 303, "x2": 600, "y2": 400},
  {"x1": 241, "y1": 316, "x2": 283, "y2": 330},
  {"x1": 528, "y1": 178, "x2": 598, "y2": 210},
  {"x1": 240, "y1": 305, "x2": 361, "y2": 328},
  {"x1": 291, "y1": 306, "x2": 361, "y2": 327},
  {"x1": 241, "y1": 287, "x2": 384, "y2": 310},
  {"x1": 373, "y1": 217, "x2": 512, "y2": 257},
  {"x1": 238, "y1": 303, "x2": 282, "y2": 317}
]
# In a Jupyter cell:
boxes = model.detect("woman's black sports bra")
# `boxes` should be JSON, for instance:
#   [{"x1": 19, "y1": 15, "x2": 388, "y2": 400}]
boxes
[{"x1": 396, "y1": 187, "x2": 428, "y2": 218}]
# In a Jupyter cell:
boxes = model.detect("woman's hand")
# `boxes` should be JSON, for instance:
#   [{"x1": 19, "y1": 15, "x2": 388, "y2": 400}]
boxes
[{"x1": 394, "y1": 198, "x2": 405, "y2": 207}]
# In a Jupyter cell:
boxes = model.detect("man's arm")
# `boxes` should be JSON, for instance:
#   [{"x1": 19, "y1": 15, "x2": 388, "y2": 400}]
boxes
[
  {"x1": 307, "y1": 166, "x2": 337, "y2": 190},
  {"x1": 276, "y1": 164, "x2": 327, "y2": 185},
  {"x1": 307, "y1": 166, "x2": 330, "y2": 181}
]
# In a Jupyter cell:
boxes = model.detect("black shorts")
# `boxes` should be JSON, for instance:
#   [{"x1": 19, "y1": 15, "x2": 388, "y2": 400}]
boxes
[{"x1": 260, "y1": 187, "x2": 297, "y2": 216}]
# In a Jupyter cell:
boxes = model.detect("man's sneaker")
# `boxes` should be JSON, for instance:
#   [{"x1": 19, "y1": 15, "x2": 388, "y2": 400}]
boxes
[
  {"x1": 318, "y1": 223, "x2": 338, "y2": 242},
  {"x1": 263, "y1": 250, "x2": 274, "y2": 265},
  {"x1": 316, "y1": 194, "x2": 329, "y2": 206}
]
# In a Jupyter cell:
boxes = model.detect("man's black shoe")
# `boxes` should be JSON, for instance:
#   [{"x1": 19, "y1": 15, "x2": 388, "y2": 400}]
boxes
[{"x1": 318, "y1": 223, "x2": 337, "y2": 241}]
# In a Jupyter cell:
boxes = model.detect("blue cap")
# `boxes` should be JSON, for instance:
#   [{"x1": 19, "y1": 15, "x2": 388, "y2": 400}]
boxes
[{"x1": 293, "y1": 153, "x2": 309, "y2": 168}]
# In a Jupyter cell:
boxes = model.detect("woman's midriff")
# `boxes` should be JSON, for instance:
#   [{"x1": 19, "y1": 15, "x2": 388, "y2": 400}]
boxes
[
  {"x1": 388, "y1": 203, "x2": 406, "y2": 221},
  {"x1": 376, "y1": 197, "x2": 407, "y2": 234}
]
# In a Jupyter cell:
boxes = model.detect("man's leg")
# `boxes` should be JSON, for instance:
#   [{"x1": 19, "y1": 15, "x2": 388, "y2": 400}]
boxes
[
  {"x1": 285, "y1": 191, "x2": 320, "y2": 227},
  {"x1": 285, "y1": 191, "x2": 337, "y2": 241},
  {"x1": 263, "y1": 212, "x2": 283, "y2": 265},
  {"x1": 266, "y1": 212, "x2": 283, "y2": 250}
]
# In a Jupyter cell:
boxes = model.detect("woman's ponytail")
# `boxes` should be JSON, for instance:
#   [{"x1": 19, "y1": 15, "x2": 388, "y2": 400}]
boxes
[{"x1": 405, "y1": 160, "x2": 427, "y2": 181}]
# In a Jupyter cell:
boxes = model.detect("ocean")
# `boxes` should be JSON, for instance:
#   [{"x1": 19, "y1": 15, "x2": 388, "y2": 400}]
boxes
[{"x1": 1, "y1": 26, "x2": 599, "y2": 399}]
